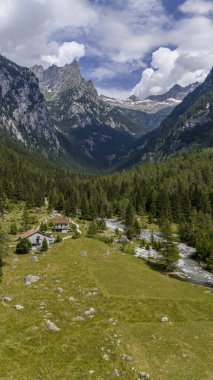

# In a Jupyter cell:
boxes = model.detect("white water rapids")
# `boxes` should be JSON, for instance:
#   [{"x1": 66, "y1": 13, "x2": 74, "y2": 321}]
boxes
[{"x1": 105, "y1": 219, "x2": 213, "y2": 286}]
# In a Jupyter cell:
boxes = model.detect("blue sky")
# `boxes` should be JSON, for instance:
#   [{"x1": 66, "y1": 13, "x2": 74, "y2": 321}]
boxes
[{"x1": 0, "y1": 0, "x2": 213, "y2": 99}]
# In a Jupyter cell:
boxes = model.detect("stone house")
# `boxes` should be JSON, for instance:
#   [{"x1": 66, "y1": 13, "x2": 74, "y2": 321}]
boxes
[{"x1": 19, "y1": 230, "x2": 55, "y2": 247}]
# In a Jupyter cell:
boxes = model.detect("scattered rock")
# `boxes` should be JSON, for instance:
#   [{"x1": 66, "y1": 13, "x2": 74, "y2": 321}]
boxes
[
  {"x1": 113, "y1": 369, "x2": 121, "y2": 377},
  {"x1": 40, "y1": 302, "x2": 46, "y2": 307},
  {"x1": 72, "y1": 316, "x2": 84, "y2": 322},
  {"x1": 44, "y1": 312, "x2": 52, "y2": 318},
  {"x1": 56, "y1": 287, "x2": 64, "y2": 294},
  {"x1": 161, "y1": 316, "x2": 169, "y2": 322},
  {"x1": 85, "y1": 292, "x2": 92, "y2": 297},
  {"x1": 103, "y1": 354, "x2": 110, "y2": 361},
  {"x1": 46, "y1": 320, "x2": 60, "y2": 331},
  {"x1": 80, "y1": 251, "x2": 87, "y2": 257},
  {"x1": 83, "y1": 307, "x2": 96, "y2": 317},
  {"x1": 91, "y1": 288, "x2": 98, "y2": 292},
  {"x1": 24, "y1": 275, "x2": 40, "y2": 285},
  {"x1": 138, "y1": 372, "x2": 150, "y2": 379},
  {"x1": 121, "y1": 354, "x2": 132, "y2": 361},
  {"x1": 14, "y1": 304, "x2": 24, "y2": 310},
  {"x1": 68, "y1": 297, "x2": 76, "y2": 302},
  {"x1": 89, "y1": 370, "x2": 95, "y2": 375},
  {"x1": 2, "y1": 296, "x2": 12, "y2": 302},
  {"x1": 118, "y1": 235, "x2": 129, "y2": 244},
  {"x1": 11, "y1": 266, "x2": 17, "y2": 269},
  {"x1": 30, "y1": 256, "x2": 39, "y2": 262},
  {"x1": 108, "y1": 317, "x2": 117, "y2": 325}
]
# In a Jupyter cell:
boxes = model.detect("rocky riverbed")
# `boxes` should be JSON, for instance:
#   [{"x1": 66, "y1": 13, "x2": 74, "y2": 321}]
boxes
[{"x1": 105, "y1": 219, "x2": 213, "y2": 287}]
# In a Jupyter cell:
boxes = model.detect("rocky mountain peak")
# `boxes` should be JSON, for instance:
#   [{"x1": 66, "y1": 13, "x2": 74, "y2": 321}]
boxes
[
  {"x1": 205, "y1": 67, "x2": 213, "y2": 86},
  {"x1": 128, "y1": 95, "x2": 140, "y2": 102},
  {"x1": 146, "y1": 82, "x2": 200, "y2": 102},
  {"x1": 0, "y1": 55, "x2": 60, "y2": 153},
  {"x1": 31, "y1": 60, "x2": 83, "y2": 92}
]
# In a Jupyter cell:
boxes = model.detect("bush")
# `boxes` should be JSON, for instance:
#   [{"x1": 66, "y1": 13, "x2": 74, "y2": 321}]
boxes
[
  {"x1": 10, "y1": 222, "x2": 17, "y2": 235},
  {"x1": 39, "y1": 222, "x2": 48, "y2": 233},
  {"x1": 72, "y1": 232, "x2": 81, "y2": 239},
  {"x1": 55, "y1": 235, "x2": 62, "y2": 243},
  {"x1": 98, "y1": 236, "x2": 114, "y2": 244},
  {"x1": 87, "y1": 221, "x2": 98, "y2": 237},
  {"x1": 96, "y1": 218, "x2": 106, "y2": 232},
  {"x1": 16, "y1": 238, "x2": 32, "y2": 254}
]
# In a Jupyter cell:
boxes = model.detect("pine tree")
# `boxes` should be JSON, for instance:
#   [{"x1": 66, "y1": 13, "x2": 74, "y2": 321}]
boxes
[
  {"x1": 22, "y1": 207, "x2": 31, "y2": 232},
  {"x1": 40, "y1": 222, "x2": 48, "y2": 232},
  {"x1": 40, "y1": 238, "x2": 48, "y2": 252},
  {"x1": 160, "y1": 219, "x2": 179, "y2": 268},
  {"x1": 125, "y1": 202, "x2": 135, "y2": 227},
  {"x1": 81, "y1": 196, "x2": 89, "y2": 220},
  {"x1": 87, "y1": 221, "x2": 98, "y2": 237}
]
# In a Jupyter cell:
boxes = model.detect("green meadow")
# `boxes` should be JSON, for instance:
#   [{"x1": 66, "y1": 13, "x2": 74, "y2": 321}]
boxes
[{"x1": 0, "y1": 235, "x2": 213, "y2": 379}]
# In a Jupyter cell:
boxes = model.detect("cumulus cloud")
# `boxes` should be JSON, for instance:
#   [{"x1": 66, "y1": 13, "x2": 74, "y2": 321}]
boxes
[
  {"x1": 0, "y1": 0, "x2": 212, "y2": 98},
  {"x1": 42, "y1": 41, "x2": 85, "y2": 66},
  {"x1": 179, "y1": 0, "x2": 213, "y2": 15},
  {"x1": 97, "y1": 86, "x2": 130, "y2": 101},
  {"x1": 132, "y1": 46, "x2": 213, "y2": 99},
  {"x1": 0, "y1": 0, "x2": 94, "y2": 67}
]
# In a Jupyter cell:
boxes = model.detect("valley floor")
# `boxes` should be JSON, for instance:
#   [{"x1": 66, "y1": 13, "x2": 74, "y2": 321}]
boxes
[{"x1": 0, "y1": 237, "x2": 213, "y2": 379}]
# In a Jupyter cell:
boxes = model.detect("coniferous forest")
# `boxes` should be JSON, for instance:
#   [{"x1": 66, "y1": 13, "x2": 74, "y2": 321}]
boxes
[{"x1": 0, "y1": 131, "x2": 213, "y2": 270}]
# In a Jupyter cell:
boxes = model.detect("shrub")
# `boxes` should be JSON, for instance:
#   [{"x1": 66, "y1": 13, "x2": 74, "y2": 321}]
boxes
[
  {"x1": 87, "y1": 221, "x2": 98, "y2": 237},
  {"x1": 16, "y1": 238, "x2": 32, "y2": 254},
  {"x1": 10, "y1": 222, "x2": 17, "y2": 235},
  {"x1": 55, "y1": 235, "x2": 62, "y2": 243},
  {"x1": 72, "y1": 232, "x2": 81, "y2": 239}
]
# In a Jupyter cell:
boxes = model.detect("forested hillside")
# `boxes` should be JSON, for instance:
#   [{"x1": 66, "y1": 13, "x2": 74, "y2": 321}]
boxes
[{"x1": 0, "y1": 134, "x2": 213, "y2": 269}]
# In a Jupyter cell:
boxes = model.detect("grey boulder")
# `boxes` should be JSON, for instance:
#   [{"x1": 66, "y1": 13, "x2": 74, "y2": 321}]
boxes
[
  {"x1": 45, "y1": 320, "x2": 60, "y2": 331},
  {"x1": 2, "y1": 296, "x2": 12, "y2": 302},
  {"x1": 138, "y1": 372, "x2": 150, "y2": 379},
  {"x1": 14, "y1": 304, "x2": 24, "y2": 310},
  {"x1": 24, "y1": 275, "x2": 40, "y2": 285},
  {"x1": 30, "y1": 256, "x2": 39, "y2": 262}
]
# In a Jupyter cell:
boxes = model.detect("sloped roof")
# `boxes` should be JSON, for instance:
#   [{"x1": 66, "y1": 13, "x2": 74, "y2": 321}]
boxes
[
  {"x1": 52, "y1": 216, "x2": 69, "y2": 225},
  {"x1": 19, "y1": 230, "x2": 37, "y2": 239}
]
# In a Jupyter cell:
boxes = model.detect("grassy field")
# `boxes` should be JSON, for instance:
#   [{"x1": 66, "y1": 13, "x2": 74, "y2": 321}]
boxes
[{"x1": 0, "y1": 234, "x2": 213, "y2": 379}]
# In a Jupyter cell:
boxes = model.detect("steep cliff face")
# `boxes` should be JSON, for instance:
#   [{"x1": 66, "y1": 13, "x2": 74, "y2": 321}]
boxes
[
  {"x1": 31, "y1": 62, "x2": 137, "y2": 167},
  {"x1": 32, "y1": 61, "x2": 144, "y2": 133},
  {"x1": 0, "y1": 56, "x2": 60, "y2": 154}
]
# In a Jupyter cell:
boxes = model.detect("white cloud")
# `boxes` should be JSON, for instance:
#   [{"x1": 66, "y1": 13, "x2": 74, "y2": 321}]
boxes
[
  {"x1": 179, "y1": 0, "x2": 213, "y2": 15},
  {"x1": 132, "y1": 45, "x2": 213, "y2": 99},
  {"x1": 97, "y1": 86, "x2": 130, "y2": 101},
  {"x1": 0, "y1": 0, "x2": 212, "y2": 99},
  {"x1": 0, "y1": 0, "x2": 95, "y2": 67},
  {"x1": 42, "y1": 41, "x2": 85, "y2": 66}
]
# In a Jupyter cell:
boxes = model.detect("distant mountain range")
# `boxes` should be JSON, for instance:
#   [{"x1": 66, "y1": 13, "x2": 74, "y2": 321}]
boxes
[
  {"x1": 146, "y1": 82, "x2": 199, "y2": 102},
  {"x1": 31, "y1": 61, "x2": 149, "y2": 168},
  {"x1": 124, "y1": 68, "x2": 213, "y2": 165},
  {"x1": 0, "y1": 54, "x2": 212, "y2": 171},
  {"x1": 101, "y1": 82, "x2": 199, "y2": 133}
]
